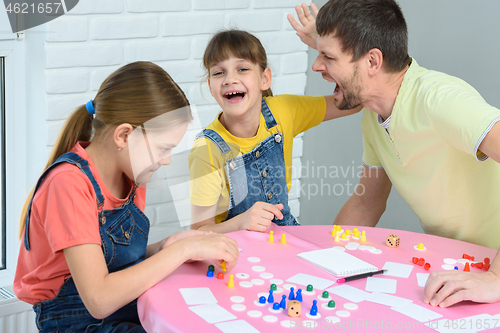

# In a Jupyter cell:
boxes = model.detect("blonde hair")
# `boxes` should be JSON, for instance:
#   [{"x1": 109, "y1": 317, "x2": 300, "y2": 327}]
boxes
[
  {"x1": 19, "y1": 61, "x2": 192, "y2": 238},
  {"x1": 202, "y1": 29, "x2": 273, "y2": 97}
]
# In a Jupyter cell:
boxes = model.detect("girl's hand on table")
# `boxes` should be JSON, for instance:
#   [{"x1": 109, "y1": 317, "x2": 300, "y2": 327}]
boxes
[
  {"x1": 238, "y1": 202, "x2": 283, "y2": 232},
  {"x1": 424, "y1": 270, "x2": 500, "y2": 307},
  {"x1": 179, "y1": 233, "x2": 239, "y2": 271}
]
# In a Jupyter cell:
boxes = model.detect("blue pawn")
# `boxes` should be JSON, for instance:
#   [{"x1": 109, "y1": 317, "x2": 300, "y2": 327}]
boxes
[
  {"x1": 454, "y1": 266, "x2": 458, "y2": 270},
  {"x1": 267, "y1": 290, "x2": 274, "y2": 303},
  {"x1": 259, "y1": 296, "x2": 266, "y2": 304},
  {"x1": 280, "y1": 295, "x2": 287, "y2": 309},
  {"x1": 310, "y1": 300, "x2": 318, "y2": 316},
  {"x1": 273, "y1": 302, "x2": 280, "y2": 310},
  {"x1": 206, "y1": 270, "x2": 214, "y2": 277},
  {"x1": 296, "y1": 288, "x2": 303, "y2": 302},
  {"x1": 289, "y1": 287, "x2": 295, "y2": 301}
]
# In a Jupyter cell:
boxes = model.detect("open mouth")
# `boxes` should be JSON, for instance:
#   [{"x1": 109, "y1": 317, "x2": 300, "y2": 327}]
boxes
[
  {"x1": 224, "y1": 91, "x2": 246, "y2": 101},
  {"x1": 334, "y1": 83, "x2": 340, "y2": 94}
]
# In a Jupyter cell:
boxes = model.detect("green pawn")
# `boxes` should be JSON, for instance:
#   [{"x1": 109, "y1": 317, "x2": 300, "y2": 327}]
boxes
[
  {"x1": 306, "y1": 284, "x2": 313, "y2": 292},
  {"x1": 328, "y1": 300, "x2": 336, "y2": 308},
  {"x1": 322, "y1": 291, "x2": 329, "y2": 298},
  {"x1": 270, "y1": 283, "x2": 277, "y2": 291},
  {"x1": 208, "y1": 265, "x2": 214, "y2": 271}
]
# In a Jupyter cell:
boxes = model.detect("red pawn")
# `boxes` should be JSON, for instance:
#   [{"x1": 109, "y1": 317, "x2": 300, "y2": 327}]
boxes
[
  {"x1": 484, "y1": 258, "x2": 491, "y2": 265},
  {"x1": 462, "y1": 254, "x2": 474, "y2": 261},
  {"x1": 424, "y1": 263, "x2": 431, "y2": 270},
  {"x1": 472, "y1": 262, "x2": 483, "y2": 269},
  {"x1": 418, "y1": 258, "x2": 425, "y2": 266},
  {"x1": 464, "y1": 262, "x2": 470, "y2": 272},
  {"x1": 217, "y1": 272, "x2": 224, "y2": 279},
  {"x1": 412, "y1": 257, "x2": 419, "y2": 264}
]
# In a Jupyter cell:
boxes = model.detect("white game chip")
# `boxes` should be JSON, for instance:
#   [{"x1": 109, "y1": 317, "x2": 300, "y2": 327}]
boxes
[
  {"x1": 230, "y1": 296, "x2": 245, "y2": 303},
  {"x1": 247, "y1": 257, "x2": 261, "y2": 262},
  {"x1": 252, "y1": 266, "x2": 265, "y2": 272},
  {"x1": 231, "y1": 304, "x2": 246, "y2": 311},
  {"x1": 260, "y1": 272, "x2": 274, "y2": 279},
  {"x1": 239, "y1": 281, "x2": 253, "y2": 288},
  {"x1": 247, "y1": 310, "x2": 262, "y2": 318},
  {"x1": 336, "y1": 310, "x2": 350, "y2": 317},
  {"x1": 235, "y1": 273, "x2": 250, "y2": 279},
  {"x1": 263, "y1": 315, "x2": 278, "y2": 323}
]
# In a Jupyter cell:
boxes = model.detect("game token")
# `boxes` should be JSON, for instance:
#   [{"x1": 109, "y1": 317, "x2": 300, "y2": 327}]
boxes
[
  {"x1": 227, "y1": 274, "x2": 235, "y2": 288},
  {"x1": 235, "y1": 273, "x2": 250, "y2": 279},
  {"x1": 324, "y1": 316, "x2": 341, "y2": 324},
  {"x1": 280, "y1": 320, "x2": 293, "y2": 328},
  {"x1": 206, "y1": 270, "x2": 213, "y2": 277},
  {"x1": 289, "y1": 287, "x2": 295, "y2": 300},
  {"x1": 443, "y1": 258, "x2": 457, "y2": 265},
  {"x1": 296, "y1": 289, "x2": 303, "y2": 302},
  {"x1": 441, "y1": 264, "x2": 454, "y2": 270},
  {"x1": 251, "y1": 279, "x2": 265, "y2": 285},
  {"x1": 267, "y1": 290, "x2": 274, "y2": 303},
  {"x1": 360, "y1": 231, "x2": 367, "y2": 242},
  {"x1": 270, "y1": 278, "x2": 283, "y2": 285},
  {"x1": 239, "y1": 281, "x2": 253, "y2": 288},
  {"x1": 268, "y1": 231, "x2": 274, "y2": 243},
  {"x1": 217, "y1": 272, "x2": 224, "y2": 279},
  {"x1": 247, "y1": 257, "x2": 261, "y2": 262},
  {"x1": 231, "y1": 304, "x2": 246, "y2": 311},
  {"x1": 280, "y1": 234, "x2": 287, "y2": 244},
  {"x1": 260, "y1": 272, "x2": 274, "y2": 279},
  {"x1": 414, "y1": 243, "x2": 426, "y2": 251},
  {"x1": 336, "y1": 310, "x2": 350, "y2": 317},
  {"x1": 252, "y1": 266, "x2": 265, "y2": 272},
  {"x1": 247, "y1": 310, "x2": 262, "y2": 318},
  {"x1": 280, "y1": 295, "x2": 287, "y2": 309},
  {"x1": 230, "y1": 296, "x2": 245, "y2": 303},
  {"x1": 208, "y1": 265, "x2": 214, "y2": 271},
  {"x1": 263, "y1": 315, "x2": 278, "y2": 323},
  {"x1": 344, "y1": 303, "x2": 358, "y2": 310}
]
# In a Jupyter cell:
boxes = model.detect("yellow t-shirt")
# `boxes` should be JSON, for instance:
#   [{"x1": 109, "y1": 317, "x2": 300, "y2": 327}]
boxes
[
  {"x1": 362, "y1": 58, "x2": 500, "y2": 248},
  {"x1": 189, "y1": 94, "x2": 327, "y2": 223}
]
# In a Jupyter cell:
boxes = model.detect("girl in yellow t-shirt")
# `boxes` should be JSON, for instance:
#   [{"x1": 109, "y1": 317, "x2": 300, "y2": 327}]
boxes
[{"x1": 189, "y1": 30, "x2": 361, "y2": 234}]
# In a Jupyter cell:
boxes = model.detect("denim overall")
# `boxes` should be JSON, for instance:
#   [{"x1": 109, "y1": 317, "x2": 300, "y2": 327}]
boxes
[
  {"x1": 197, "y1": 99, "x2": 299, "y2": 226},
  {"x1": 24, "y1": 152, "x2": 148, "y2": 333}
]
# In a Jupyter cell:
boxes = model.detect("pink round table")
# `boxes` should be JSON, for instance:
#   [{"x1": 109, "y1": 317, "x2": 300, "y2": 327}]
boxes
[{"x1": 138, "y1": 224, "x2": 499, "y2": 332}]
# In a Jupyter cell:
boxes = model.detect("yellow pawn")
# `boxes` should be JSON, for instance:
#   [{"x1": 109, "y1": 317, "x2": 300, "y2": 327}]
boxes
[
  {"x1": 331, "y1": 225, "x2": 337, "y2": 236},
  {"x1": 345, "y1": 229, "x2": 351, "y2": 236},
  {"x1": 334, "y1": 233, "x2": 340, "y2": 242},
  {"x1": 280, "y1": 233, "x2": 287, "y2": 244},
  {"x1": 340, "y1": 233, "x2": 347, "y2": 240},
  {"x1": 221, "y1": 261, "x2": 227, "y2": 272},
  {"x1": 228, "y1": 274, "x2": 234, "y2": 288},
  {"x1": 353, "y1": 228, "x2": 359, "y2": 233},
  {"x1": 360, "y1": 230, "x2": 367, "y2": 242},
  {"x1": 417, "y1": 243, "x2": 425, "y2": 250},
  {"x1": 268, "y1": 230, "x2": 274, "y2": 243},
  {"x1": 353, "y1": 231, "x2": 360, "y2": 238}
]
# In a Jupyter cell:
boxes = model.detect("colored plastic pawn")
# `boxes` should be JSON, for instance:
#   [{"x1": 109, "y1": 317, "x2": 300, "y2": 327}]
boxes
[
  {"x1": 217, "y1": 272, "x2": 224, "y2": 279},
  {"x1": 331, "y1": 226, "x2": 336, "y2": 237},
  {"x1": 353, "y1": 228, "x2": 359, "y2": 233},
  {"x1": 328, "y1": 300, "x2": 336, "y2": 308},
  {"x1": 273, "y1": 302, "x2": 280, "y2": 310},
  {"x1": 268, "y1": 230, "x2": 274, "y2": 243},
  {"x1": 207, "y1": 270, "x2": 214, "y2": 277},
  {"x1": 462, "y1": 254, "x2": 474, "y2": 261},
  {"x1": 306, "y1": 285, "x2": 313, "y2": 292},
  {"x1": 345, "y1": 229, "x2": 351, "y2": 236},
  {"x1": 208, "y1": 265, "x2": 214, "y2": 271},
  {"x1": 289, "y1": 287, "x2": 295, "y2": 301},
  {"x1": 334, "y1": 233, "x2": 340, "y2": 242},
  {"x1": 454, "y1": 266, "x2": 458, "y2": 270},
  {"x1": 310, "y1": 300, "x2": 318, "y2": 316},
  {"x1": 268, "y1": 290, "x2": 274, "y2": 303},
  {"x1": 360, "y1": 230, "x2": 367, "y2": 242},
  {"x1": 417, "y1": 258, "x2": 425, "y2": 266},
  {"x1": 296, "y1": 289, "x2": 303, "y2": 302},
  {"x1": 472, "y1": 262, "x2": 483, "y2": 269},
  {"x1": 280, "y1": 234, "x2": 287, "y2": 244},
  {"x1": 270, "y1": 283, "x2": 277, "y2": 291},
  {"x1": 424, "y1": 263, "x2": 431, "y2": 270},
  {"x1": 280, "y1": 295, "x2": 287, "y2": 309},
  {"x1": 483, "y1": 263, "x2": 491, "y2": 271},
  {"x1": 259, "y1": 296, "x2": 266, "y2": 304},
  {"x1": 484, "y1": 258, "x2": 491, "y2": 265},
  {"x1": 221, "y1": 261, "x2": 227, "y2": 272},
  {"x1": 412, "y1": 257, "x2": 419, "y2": 264},
  {"x1": 464, "y1": 262, "x2": 470, "y2": 272},
  {"x1": 340, "y1": 233, "x2": 347, "y2": 240},
  {"x1": 228, "y1": 274, "x2": 234, "y2": 288},
  {"x1": 321, "y1": 291, "x2": 329, "y2": 299}
]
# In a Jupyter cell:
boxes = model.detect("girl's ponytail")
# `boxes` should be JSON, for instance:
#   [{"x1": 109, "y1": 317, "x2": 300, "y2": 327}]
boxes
[{"x1": 18, "y1": 104, "x2": 93, "y2": 238}]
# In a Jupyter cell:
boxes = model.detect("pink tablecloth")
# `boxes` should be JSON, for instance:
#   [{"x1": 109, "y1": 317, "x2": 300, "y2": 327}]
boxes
[{"x1": 138, "y1": 224, "x2": 499, "y2": 332}]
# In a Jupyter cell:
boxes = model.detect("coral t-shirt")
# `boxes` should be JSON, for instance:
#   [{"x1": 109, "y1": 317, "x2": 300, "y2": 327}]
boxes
[{"x1": 14, "y1": 142, "x2": 146, "y2": 304}]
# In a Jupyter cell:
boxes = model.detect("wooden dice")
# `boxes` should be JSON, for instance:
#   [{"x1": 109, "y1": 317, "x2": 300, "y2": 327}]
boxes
[
  {"x1": 386, "y1": 234, "x2": 400, "y2": 247},
  {"x1": 287, "y1": 300, "x2": 301, "y2": 317}
]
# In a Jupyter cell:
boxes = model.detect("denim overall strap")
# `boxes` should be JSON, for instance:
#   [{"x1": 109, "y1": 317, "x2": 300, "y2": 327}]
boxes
[
  {"x1": 24, "y1": 152, "x2": 104, "y2": 251},
  {"x1": 196, "y1": 129, "x2": 232, "y2": 155},
  {"x1": 261, "y1": 98, "x2": 278, "y2": 130}
]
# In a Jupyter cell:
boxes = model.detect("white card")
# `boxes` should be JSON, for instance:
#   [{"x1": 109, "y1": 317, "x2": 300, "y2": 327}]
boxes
[
  {"x1": 383, "y1": 262, "x2": 414, "y2": 278},
  {"x1": 180, "y1": 287, "x2": 217, "y2": 305},
  {"x1": 216, "y1": 320, "x2": 260, "y2": 333},
  {"x1": 287, "y1": 273, "x2": 336, "y2": 290},
  {"x1": 365, "y1": 277, "x2": 397, "y2": 294},
  {"x1": 416, "y1": 273, "x2": 429, "y2": 287},
  {"x1": 326, "y1": 284, "x2": 370, "y2": 303},
  {"x1": 366, "y1": 292, "x2": 413, "y2": 308},
  {"x1": 391, "y1": 303, "x2": 443, "y2": 322},
  {"x1": 189, "y1": 304, "x2": 237, "y2": 324}
]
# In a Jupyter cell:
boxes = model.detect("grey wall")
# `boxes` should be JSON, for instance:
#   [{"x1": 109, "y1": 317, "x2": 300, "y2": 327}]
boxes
[{"x1": 300, "y1": 0, "x2": 500, "y2": 233}]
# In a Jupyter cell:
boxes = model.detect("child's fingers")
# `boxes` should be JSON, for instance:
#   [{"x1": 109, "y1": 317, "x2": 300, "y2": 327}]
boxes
[
  {"x1": 261, "y1": 203, "x2": 284, "y2": 219},
  {"x1": 310, "y1": 3, "x2": 319, "y2": 17},
  {"x1": 296, "y1": 4, "x2": 310, "y2": 26},
  {"x1": 287, "y1": 13, "x2": 302, "y2": 31}
]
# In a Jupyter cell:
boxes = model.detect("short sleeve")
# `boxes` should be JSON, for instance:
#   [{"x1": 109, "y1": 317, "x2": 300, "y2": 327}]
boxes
[
  {"x1": 188, "y1": 138, "x2": 224, "y2": 207},
  {"x1": 268, "y1": 95, "x2": 326, "y2": 136},
  {"x1": 361, "y1": 110, "x2": 383, "y2": 168},
  {"x1": 425, "y1": 79, "x2": 500, "y2": 160},
  {"x1": 32, "y1": 170, "x2": 101, "y2": 253}
]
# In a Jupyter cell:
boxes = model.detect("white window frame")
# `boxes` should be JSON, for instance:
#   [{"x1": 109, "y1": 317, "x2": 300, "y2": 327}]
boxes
[{"x1": 0, "y1": 33, "x2": 27, "y2": 287}]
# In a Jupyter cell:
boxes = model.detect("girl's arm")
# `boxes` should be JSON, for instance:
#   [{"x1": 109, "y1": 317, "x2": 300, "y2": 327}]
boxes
[
  {"x1": 323, "y1": 95, "x2": 363, "y2": 122},
  {"x1": 191, "y1": 202, "x2": 283, "y2": 234},
  {"x1": 64, "y1": 233, "x2": 239, "y2": 319}
]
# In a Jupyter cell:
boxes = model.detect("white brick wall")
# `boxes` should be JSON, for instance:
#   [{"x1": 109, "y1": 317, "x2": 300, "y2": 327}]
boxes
[{"x1": 42, "y1": 0, "x2": 312, "y2": 242}]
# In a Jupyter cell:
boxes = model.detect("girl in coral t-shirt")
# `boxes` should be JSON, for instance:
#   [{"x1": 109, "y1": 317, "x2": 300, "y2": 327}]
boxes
[{"x1": 14, "y1": 61, "x2": 239, "y2": 332}]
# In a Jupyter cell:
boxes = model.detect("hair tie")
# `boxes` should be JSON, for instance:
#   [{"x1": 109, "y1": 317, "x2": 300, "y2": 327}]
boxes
[{"x1": 86, "y1": 100, "x2": 95, "y2": 115}]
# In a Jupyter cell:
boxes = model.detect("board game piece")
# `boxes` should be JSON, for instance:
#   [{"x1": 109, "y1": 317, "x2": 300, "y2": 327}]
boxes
[
  {"x1": 221, "y1": 261, "x2": 227, "y2": 272},
  {"x1": 208, "y1": 265, "x2": 214, "y2": 271},
  {"x1": 280, "y1": 233, "x2": 287, "y2": 244},
  {"x1": 307, "y1": 284, "x2": 313, "y2": 292},
  {"x1": 386, "y1": 234, "x2": 400, "y2": 247},
  {"x1": 260, "y1": 272, "x2": 273, "y2": 279},
  {"x1": 424, "y1": 263, "x2": 431, "y2": 270},
  {"x1": 289, "y1": 287, "x2": 295, "y2": 301},
  {"x1": 328, "y1": 300, "x2": 336, "y2": 308},
  {"x1": 464, "y1": 262, "x2": 470, "y2": 272},
  {"x1": 485, "y1": 258, "x2": 491, "y2": 265},
  {"x1": 263, "y1": 315, "x2": 278, "y2": 322},
  {"x1": 267, "y1": 290, "x2": 274, "y2": 303},
  {"x1": 207, "y1": 270, "x2": 213, "y2": 277},
  {"x1": 415, "y1": 243, "x2": 426, "y2": 250},
  {"x1": 230, "y1": 296, "x2": 245, "y2": 303},
  {"x1": 418, "y1": 258, "x2": 425, "y2": 266},
  {"x1": 340, "y1": 233, "x2": 347, "y2": 240},
  {"x1": 483, "y1": 263, "x2": 490, "y2": 271},
  {"x1": 287, "y1": 300, "x2": 301, "y2": 317},
  {"x1": 228, "y1": 274, "x2": 234, "y2": 288},
  {"x1": 296, "y1": 289, "x2": 303, "y2": 302},
  {"x1": 270, "y1": 283, "x2": 277, "y2": 291},
  {"x1": 334, "y1": 233, "x2": 340, "y2": 242},
  {"x1": 280, "y1": 295, "x2": 287, "y2": 309},
  {"x1": 344, "y1": 303, "x2": 358, "y2": 310},
  {"x1": 472, "y1": 262, "x2": 483, "y2": 269},
  {"x1": 259, "y1": 296, "x2": 266, "y2": 304},
  {"x1": 310, "y1": 300, "x2": 318, "y2": 316},
  {"x1": 272, "y1": 302, "x2": 280, "y2": 310},
  {"x1": 360, "y1": 231, "x2": 367, "y2": 242},
  {"x1": 346, "y1": 229, "x2": 351, "y2": 236},
  {"x1": 462, "y1": 254, "x2": 474, "y2": 260},
  {"x1": 454, "y1": 266, "x2": 458, "y2": 270},
  {"x1": 412, "y1": 257, "x2": 418, "y2": 264},
  {"x1": 321, "y1": 291, "x2": 329, "y2": 299},
  {"x1": 268, "y1": 230, "x2": 274, "y2": 243},
  {"x1": 217, "y1": 272, "x2": 224, "y2": 279}
]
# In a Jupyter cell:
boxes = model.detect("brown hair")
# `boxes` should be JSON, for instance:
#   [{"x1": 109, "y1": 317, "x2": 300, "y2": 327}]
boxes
[
  {"x1": 316, "y1": 0, "x2": 410, "y2": 73},
  {"x1": 19, "y1": 61, "x2": 191, "y2": 238},
  {"x1": 202, "y1": 29, "x2": 273, "y2": 97}
]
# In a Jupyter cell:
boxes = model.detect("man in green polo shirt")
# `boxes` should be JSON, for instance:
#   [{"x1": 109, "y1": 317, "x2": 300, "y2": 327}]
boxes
[{"x1": 289, "y1": 0, "x2": 500, "y2": 308}]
